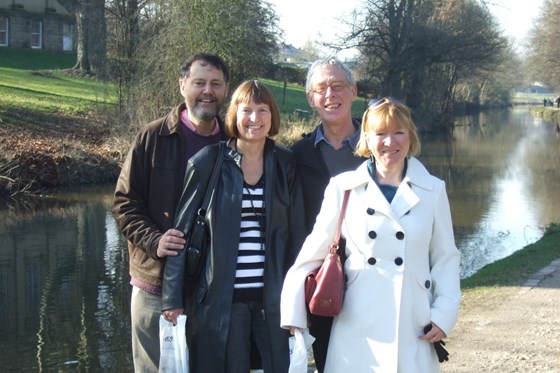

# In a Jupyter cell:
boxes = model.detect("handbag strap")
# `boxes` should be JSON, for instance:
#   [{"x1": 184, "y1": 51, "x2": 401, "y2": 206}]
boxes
[
  {"x1": 198, "y1": 142, "x2": 225, "y2": 216},
  {"x1": 330, "y1": 189, "x2": 350, "y2": 253}
]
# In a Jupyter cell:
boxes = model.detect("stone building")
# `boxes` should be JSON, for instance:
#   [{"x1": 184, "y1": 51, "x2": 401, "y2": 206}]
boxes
[{"x1": 0, "y1": 0, "x2": 74, "y2": 51}]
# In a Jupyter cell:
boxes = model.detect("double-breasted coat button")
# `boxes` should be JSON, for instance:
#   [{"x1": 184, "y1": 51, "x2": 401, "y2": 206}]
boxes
[
  {"x1": 366, "y1": 207, "x2": 375, "y2": 215},
  {"x1": 394, "y1": 257, "x2": 403, "y2": 266},
  {"x1": 425, "y1": 280, "x2": 431, "y2": 289},
  {"x1": 368, "y1": 231, "x2": 377, "y2": 239},
  {"x1": 396, "y1": 231, "x2": 405, "y2": 240},
  {"x1": 368, "y1": 257, "x2": 377, "y2": 265}
]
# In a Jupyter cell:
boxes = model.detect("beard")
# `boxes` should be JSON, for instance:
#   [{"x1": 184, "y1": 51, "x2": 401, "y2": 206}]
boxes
[{"x1": 189, "y1": 99, "x2": 220, "y2": 122}]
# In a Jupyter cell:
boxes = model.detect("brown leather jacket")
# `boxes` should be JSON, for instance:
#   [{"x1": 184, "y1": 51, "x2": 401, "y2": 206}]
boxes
[{"x1": 112, "y1": 103, "x2": 225, "y2": 289}]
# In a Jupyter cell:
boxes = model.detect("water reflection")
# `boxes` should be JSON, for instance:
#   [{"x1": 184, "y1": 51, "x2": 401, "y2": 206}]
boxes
[
  {"x1": 419, "y1": 108, "x2": 560, "y2": 278},
  {"x1": 0, "y1": 109, "x2": 559, "y2": 370},
  {"x1": 0, "y1": 187, "x2": 132, "y2": 372}
]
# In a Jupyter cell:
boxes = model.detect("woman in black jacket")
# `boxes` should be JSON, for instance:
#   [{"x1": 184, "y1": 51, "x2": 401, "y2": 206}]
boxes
[{"x1": 162, "y1": 80, "x2": 306, "y2": 372}]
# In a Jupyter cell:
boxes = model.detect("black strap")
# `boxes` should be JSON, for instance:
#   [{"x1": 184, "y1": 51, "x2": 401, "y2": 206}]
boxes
[{"x1": 198, "y1": 142, "x2": 225, "y2": 216}]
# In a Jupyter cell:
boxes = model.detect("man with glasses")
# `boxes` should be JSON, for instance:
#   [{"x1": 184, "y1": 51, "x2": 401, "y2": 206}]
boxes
[
  {"x1": 113, "y1": 53, "x2": 230, "y2": 372},
  {"x1": 290, "y1": 58, "x2": 365, "y2": 373}
]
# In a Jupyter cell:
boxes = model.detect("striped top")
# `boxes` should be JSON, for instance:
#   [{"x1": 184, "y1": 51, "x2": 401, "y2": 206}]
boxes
[{"x1": 233, "y1": 179, "x2": 266, "y2": 302}]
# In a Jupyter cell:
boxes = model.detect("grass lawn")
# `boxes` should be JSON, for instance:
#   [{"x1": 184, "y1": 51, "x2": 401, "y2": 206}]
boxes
[
  {"x1": 0, "y1": 48, "x2": 117, "y2": 118},
  {"x1": 0, "y1": 47, "x2": 76, "y2": 69}
]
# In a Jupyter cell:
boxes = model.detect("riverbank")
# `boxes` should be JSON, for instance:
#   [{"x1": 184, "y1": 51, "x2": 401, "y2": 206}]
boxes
[
  {"x1": 531, "y1": 105, "x2": 560, "y2": 124},
  {"x1": 0, "y1": 111, "x2": 122, "y2": 196},
  {"x1": 440, "y1": 224, "x2": 560, "y2": 372}
]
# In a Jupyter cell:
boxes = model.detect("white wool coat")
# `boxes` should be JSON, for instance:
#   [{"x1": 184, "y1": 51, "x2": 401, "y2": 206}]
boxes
[{"x1": 281, "y1": 158, "x2": 461, "y2": 373}]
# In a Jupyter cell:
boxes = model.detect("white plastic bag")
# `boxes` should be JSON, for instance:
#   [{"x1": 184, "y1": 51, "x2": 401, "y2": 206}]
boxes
[
  {"x1": 159, "y1": 314, "x2": 189, "y2": 373},
  {"x1": 288, "y1": 329, "x2": 315, "y2": 373}
]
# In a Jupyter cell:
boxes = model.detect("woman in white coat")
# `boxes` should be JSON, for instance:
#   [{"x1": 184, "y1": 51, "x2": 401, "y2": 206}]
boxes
[{"x1": 281, "y1": 97, "x2": 461, "y2": 372}]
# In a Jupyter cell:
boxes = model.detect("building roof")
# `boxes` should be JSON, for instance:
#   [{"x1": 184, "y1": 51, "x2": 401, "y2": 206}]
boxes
[{"x1": 0, "y1": 0, "x2": 71, "y2": 16}]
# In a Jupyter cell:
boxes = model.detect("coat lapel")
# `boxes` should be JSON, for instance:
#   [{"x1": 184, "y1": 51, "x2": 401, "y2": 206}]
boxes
[
  {"x1": 393, "y1": 157, "x2": 435, "y2": 217},
  {"x1": 339, "y1": 157, "x2": 435, "y2": 221}
]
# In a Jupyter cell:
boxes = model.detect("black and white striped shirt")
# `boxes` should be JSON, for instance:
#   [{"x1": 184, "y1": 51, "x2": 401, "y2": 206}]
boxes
[{"x1": 233, "y1": 180, "x2": 266, "y2": 302}]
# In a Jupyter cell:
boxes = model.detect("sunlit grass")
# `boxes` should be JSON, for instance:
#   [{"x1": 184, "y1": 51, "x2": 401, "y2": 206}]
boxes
[{"x1": 0, "y1": 66, "x2": 116, "y2": 116}]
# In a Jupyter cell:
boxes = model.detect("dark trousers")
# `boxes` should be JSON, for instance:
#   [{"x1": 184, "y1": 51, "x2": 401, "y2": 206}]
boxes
[
  {"x1": 309, "y1": 314, "x2": 333, "y2": 373},
  {"x1": 226, "y1": 301, "x2": 271, "y2": 373}
]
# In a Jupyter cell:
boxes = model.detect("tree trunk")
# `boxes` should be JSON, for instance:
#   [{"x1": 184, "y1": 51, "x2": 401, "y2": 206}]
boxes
[
  {"x1": 73, "y1": 6, "x2": 90, "y2": 72},
  {"x1": 88, "y1": 0, "x2": 107, "y2": 73},
  {"x1": 69, "y1": 0, "x2": 106, "y2": 74}
]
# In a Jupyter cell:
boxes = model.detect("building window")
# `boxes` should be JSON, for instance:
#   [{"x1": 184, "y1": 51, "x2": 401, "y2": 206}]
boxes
[
  {"x1": 0, "y1": 16, "x2": 8, "y2": 47},
  {"x1": 63, "y1": 23, "x2": 73, "y2": 51},
  {"x1": 31, "y1": 20, "x2": 42, "y2": 49}
]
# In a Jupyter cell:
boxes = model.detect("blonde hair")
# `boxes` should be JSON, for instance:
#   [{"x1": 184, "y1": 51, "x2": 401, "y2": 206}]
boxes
[
  {"x1": 355, "y1": 98, "x2": 421, "y2": 158},
  {"x1": 225, "y1": 80, "x2": 280, "y2": 138}
]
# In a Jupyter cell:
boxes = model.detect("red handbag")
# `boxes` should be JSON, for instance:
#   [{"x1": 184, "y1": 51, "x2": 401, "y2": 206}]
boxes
[{"x1": 304, "y1": 190, "x2": 350, "y2": 317}]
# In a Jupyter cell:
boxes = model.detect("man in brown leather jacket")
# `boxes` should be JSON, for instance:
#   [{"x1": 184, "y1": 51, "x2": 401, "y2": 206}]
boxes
[{"x1": 112, "y1": 53, "x2": 229, "y2": 373}]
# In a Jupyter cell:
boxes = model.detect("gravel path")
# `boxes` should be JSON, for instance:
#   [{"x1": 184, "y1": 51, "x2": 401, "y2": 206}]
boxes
[
  {"x1": 291, "y1": 259, "x2": 560, "y2": 373},
  {"x1": 442, "y1": 259, "x2": 560, "y2": 373}
]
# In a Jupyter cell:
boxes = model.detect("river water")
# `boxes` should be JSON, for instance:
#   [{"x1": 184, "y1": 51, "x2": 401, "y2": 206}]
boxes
[{"x1": 0, "y1": 108, "x2": 559, "y2": 371}]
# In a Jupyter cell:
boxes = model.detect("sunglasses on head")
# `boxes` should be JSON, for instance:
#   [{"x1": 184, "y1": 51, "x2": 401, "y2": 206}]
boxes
[{"x1": 368, "y1": 97, "x2": 403, "y2": 108}]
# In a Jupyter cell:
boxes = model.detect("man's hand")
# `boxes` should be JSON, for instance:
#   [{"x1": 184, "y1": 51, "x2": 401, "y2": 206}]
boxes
[{"x1": 157, "y1": 229, "x2": 186, "y2": 258}]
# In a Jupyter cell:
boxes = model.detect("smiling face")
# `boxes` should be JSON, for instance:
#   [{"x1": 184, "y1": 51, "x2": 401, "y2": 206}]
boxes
[
  {"x1": 179, "y1": 60, "x2": 228, "y2": 124},
  {"x1": 225, "y1": 80, "x2": 280, "y2": 140},
  {"x1": 307, "y1": 65, "x2": 357, "y2": 125},
  {"x1": 235, "y1": 99, "x2": 272, "y2": 143},
  {"x1": 366, "y1": 121, "x2": 411, "y2": 170}
]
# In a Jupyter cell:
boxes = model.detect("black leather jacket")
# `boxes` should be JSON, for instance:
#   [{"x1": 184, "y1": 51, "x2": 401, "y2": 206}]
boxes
[{"x1": 163, "y1": 138, "x2": 306, "y2": 373}]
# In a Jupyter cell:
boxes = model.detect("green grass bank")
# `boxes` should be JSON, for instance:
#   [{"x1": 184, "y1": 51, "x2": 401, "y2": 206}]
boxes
[
  {"x1": 530, "y1": 106, "x2": 560, "y2": 124},
  {"x1": 461, "y1": 223, "x2": 560, "y2": 290}
]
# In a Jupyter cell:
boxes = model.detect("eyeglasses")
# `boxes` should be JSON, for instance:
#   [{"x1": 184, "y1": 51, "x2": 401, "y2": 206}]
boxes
[
  {"x1": 311, "y1": 82, "x2": 348, "y2": 95},
  {"x1": 368, "y1": 97, "x2": 402, "y2": 108}
]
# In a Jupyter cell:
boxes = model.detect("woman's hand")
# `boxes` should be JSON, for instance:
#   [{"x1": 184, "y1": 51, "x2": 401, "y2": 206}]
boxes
[
  {"x1": 419, "y1": 322, "x2": 446, "y2": 343},
  {"x1": 163, "y1": 308, "x2": 184, "y2": 325},
  {"x1": 288, "y1": 326, "x2": 304, "y2": 335}
]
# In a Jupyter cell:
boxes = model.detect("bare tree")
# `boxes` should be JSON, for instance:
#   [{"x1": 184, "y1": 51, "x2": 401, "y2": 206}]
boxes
[
  {"x1": 344, "y1": 0, "x2": 506, "y2": 129},
  {"x1": 527, "y1": 0, "x2": 560, "y2": 90},
  {"x1": 106, "y1": 0, "x2": 151, "y2": 106}
]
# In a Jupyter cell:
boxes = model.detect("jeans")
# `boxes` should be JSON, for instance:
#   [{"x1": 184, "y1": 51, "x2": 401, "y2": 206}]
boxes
[{"x1": 226, "y1": 301, "x2": 271, "y2": 373}]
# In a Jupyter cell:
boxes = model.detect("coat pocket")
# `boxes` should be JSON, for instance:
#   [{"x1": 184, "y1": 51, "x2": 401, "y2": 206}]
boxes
[{"x1": 412, "y1": 272, "x2": 433, "y2": 326}]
